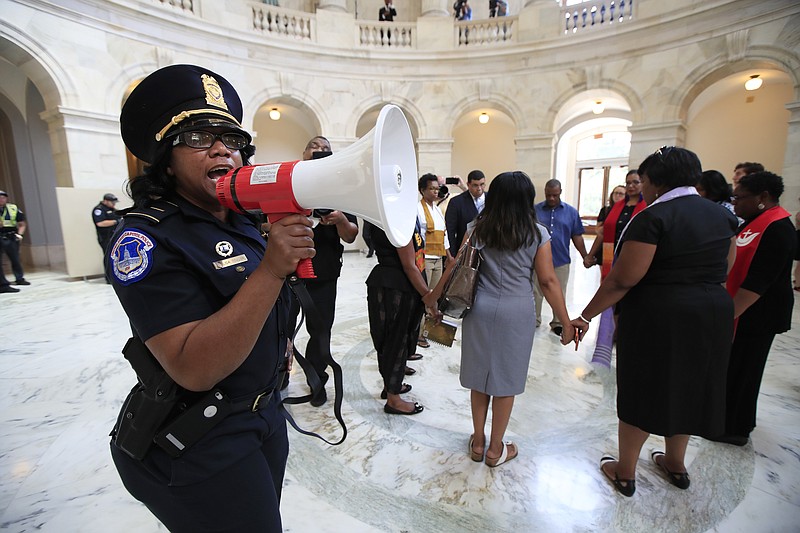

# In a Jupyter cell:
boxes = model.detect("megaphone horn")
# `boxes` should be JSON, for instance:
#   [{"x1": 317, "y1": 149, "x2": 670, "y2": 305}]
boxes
[{"x1": 216, "y1": 104, "x2": 418, "y2": 278}]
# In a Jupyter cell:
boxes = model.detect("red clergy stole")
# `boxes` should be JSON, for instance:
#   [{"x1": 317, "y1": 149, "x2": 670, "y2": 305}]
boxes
[
  {"x1": 601, "y1": 198, "x2": 647, "y2": 279},
  {"x1": 726, "y1": 205, "x2": 792, "y2": 300}
]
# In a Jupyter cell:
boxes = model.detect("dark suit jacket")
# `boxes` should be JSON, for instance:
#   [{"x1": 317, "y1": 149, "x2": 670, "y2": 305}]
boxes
[
  {"x1": 379, "y1": 6, "x2": 396, "y2": 21},
  {"x1": 445, "y1": 191, "x2": 479, "y2": 256}
]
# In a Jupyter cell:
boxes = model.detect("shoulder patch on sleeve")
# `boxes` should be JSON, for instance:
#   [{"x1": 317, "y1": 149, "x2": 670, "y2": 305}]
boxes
[
  {"x1": 110, "y1": 230, "x2": 156, "y2": 285},
  {"x1": 93, "y1": 208, "x2": 102, "y2": 217}
]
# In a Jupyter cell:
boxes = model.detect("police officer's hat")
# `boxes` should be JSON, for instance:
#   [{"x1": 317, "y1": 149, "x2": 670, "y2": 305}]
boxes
[
  {"x1": 0, "y1": 191, "x2": 7, "y2": 197},
  {"x1": 120, "y1": 64, "x2": 251, "y2": 164},
  {"x1": 103, "y1": 193, "x2": 119, "y2": 202}
]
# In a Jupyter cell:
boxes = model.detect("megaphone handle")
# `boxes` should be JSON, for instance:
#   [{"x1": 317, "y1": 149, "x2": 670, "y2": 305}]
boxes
[
  {"x1": 265, "y1": 211, "x2": 316, "y2": 279},
  {"x1": 295, "y1": 258, "x2": 316, "y2": 279}
]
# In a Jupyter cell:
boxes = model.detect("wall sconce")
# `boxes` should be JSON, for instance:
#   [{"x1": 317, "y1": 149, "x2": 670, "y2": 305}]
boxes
[
  {"x1": 269, "y1": 108, "x2": 281, "y2": 120},
  {"x1": 744, "y1": 75, "x2": 762, "y2": 91},
  {"x1": 592, "y1": 100, "x2": 604, "y2": 114},
  {"x1": 478, "y1": 112, "x2": 489, "y2": 124}
]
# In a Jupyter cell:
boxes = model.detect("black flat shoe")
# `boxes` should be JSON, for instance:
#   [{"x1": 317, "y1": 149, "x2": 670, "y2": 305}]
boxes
[
  {"x1": 384, "y1": 402, "x2": 424, "y2": 415},
  {"x1": 600, "y1": 456, "x2": 635, "y2": 497},
  {"x1": 408, "y1": 353, "x2": 423, "y2": 361},
  {"x1": 417, "y1": 338, "x2": 430, "y2": 348},
  {"x1": 650, "y1": 450, "x2": 690, "y2": 489},
  {"x1": 381, "y1": 383, "x2": 412, "y2": 399},
  {"x1": 404, "y1": 366, "x2": 416, "y2": 376}
]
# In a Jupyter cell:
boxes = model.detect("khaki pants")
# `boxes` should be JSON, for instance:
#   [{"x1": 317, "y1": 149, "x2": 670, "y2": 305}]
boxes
[
  {"x1": 424, "y1": 256, "x2": 444, "y2": 289},
  {"x1": 533, "y1": 263, "x2": 570, "y2": 329}
]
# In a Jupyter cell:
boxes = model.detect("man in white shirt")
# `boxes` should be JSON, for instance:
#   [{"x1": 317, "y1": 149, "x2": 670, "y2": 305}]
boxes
[{"x1": 417, "y1": 174, "x2": 454, "y2": 289}]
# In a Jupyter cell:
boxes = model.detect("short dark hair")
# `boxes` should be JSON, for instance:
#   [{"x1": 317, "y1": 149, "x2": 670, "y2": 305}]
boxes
[
  {"x1": 418, "y1": 173, "x2": 439, "y2": 192},
  {"x1": 698, "y1": 170, "x2": 732, "y2": 203},
  {"x1": 467, "y1": 170, "x2": 485, "y2": 183},
  {"x1": 544, "y1": 179, "x2": 561, "y2": 190},
  {"x1": 738, "y1": 171, "x2": 784, "y2": 201},
  {"x1": 637, "y1": 146, "x2": 701, "y2": 189},
  {"x1": 734, "y1": 162, "x2": 764, "y2": 175}
]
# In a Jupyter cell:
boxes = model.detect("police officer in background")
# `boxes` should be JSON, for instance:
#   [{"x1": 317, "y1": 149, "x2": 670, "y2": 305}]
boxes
[
  {"x1": 92, "y1": 193, "x2": 121, "y2": 253},
  {"x1": 287, "y1": 136, "x2": 358, "y2": 406},
  {"x1": 108, "y1": 64, "x2": 313, "y2": 532},
  {"x1": 0, "y1": 190, "x2": 29, "y2": 293}
]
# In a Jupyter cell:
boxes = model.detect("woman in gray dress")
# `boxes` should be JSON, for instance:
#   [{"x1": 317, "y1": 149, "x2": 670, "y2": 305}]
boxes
[{"x1": 425, "y1": 171, "x2": 574, "y2": 467}]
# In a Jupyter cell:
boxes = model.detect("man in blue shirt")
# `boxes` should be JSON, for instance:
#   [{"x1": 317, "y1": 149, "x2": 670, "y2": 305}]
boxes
[{"x1": 534, "y1": 179, "x2": 589, "y2": 335}]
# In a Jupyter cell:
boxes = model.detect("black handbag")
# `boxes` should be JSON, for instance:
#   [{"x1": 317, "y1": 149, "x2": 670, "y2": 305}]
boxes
[{"x1": 439, "y1": 231, "x2": 481, "y2": 318}]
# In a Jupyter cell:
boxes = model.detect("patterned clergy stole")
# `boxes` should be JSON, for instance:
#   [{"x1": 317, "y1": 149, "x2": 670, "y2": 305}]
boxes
[{"x1": 420, "y1": 200, "x2": 446, "y2": 257}]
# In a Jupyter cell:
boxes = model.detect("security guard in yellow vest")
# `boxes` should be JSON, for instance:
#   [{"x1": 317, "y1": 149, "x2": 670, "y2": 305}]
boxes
[{"x1": 0, "y1": 190, "x2": 29, "y2": 293}]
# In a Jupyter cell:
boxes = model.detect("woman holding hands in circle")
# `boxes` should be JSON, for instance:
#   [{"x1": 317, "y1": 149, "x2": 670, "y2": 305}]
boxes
[
  {"x1": 571, "y1": 147, "x2": 738, "y2": 496},
  {"x1": 425, "y1": 171, "x2": 574, "y2": 467}
]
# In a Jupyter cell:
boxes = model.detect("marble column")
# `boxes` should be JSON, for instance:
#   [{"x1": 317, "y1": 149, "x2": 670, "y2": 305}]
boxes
[
  {"x1": 40, "y1": 106, "x2": 127, "y2": 190},
  {"x1": 417, "y1": 138, "x2": 455, "y2": 177},
  {"x1": 518, "y1": 0, "x2": 562, "y2": 41},
  {"x1": 317, "y1": 0, "x2": 348, "y2": 13},
  {"x1": 627, "y1": 121, "x2": 686, "y2": 169},
  {"x1": 421, "y1": 0, "x2": 450, "y2": 17},
  {"x1": 515, "y1": 133, "x2": 556, "y2": 191},
  {"x1": 781, "y1": 101, "x2": 800, "y2": 217}
]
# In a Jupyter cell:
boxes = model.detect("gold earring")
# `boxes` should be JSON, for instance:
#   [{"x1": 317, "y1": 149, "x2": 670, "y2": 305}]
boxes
[{"x1": 757, "y1": 203, "x2": 765, "y2": 210}]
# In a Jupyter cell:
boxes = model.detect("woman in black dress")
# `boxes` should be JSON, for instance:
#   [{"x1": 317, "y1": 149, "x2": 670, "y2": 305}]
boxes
[
  {"x1": 571, "y1": 147, "x2": 739, "y2": 496},
  {"x1": 714, "y1": 171, "x2": 795, "y2": 445}
]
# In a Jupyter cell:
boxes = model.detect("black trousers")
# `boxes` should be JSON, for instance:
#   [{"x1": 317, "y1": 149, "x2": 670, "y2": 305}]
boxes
[
  {"x1": 288, "y1": 278, "x2": 337, "y2": 380},
  {"x1": 725, "y1": 331, "x2": 777, "y2": 437},
  {"x1": 111, "y1": 402, "x2": 288, "y2": 533},
  {"x1": 0, "y1": 235, "x2": 24, "y2": 285},
  {"x1": 367, "y1": 286, "x2": 423, "y2": 394}
]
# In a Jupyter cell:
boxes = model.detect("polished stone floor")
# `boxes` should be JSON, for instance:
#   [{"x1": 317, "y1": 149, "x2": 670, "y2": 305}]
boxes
[{"x1": 1, "y1": 248, "x2": 798, "y2": 532}]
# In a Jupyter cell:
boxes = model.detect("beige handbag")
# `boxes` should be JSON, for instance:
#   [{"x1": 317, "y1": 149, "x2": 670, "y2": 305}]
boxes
[{"x1": 439, "y1": 231, "x2": 481, "y2": 319}]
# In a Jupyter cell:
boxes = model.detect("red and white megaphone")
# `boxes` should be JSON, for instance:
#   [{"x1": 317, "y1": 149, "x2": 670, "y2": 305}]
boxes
[{"x1": 216, "y1": 104, "x2": 418, "y2": 278}]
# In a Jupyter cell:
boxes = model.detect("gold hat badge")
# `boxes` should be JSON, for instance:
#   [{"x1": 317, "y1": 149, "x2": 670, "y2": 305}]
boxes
[{"x1": 201, "y1": 74, "x2": 229, "y2": 110}]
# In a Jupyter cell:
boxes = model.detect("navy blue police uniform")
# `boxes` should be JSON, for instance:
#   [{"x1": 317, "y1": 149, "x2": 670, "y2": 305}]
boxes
[
  {"x1": 108, "y1": 196, "x2": 292, "y2": 532},
  {"x1": 109, "y1": 64, "x2": 292, "y2": 533},
  {"x1": 92, "y1": 200, "x2": 121, "y2": 252}
]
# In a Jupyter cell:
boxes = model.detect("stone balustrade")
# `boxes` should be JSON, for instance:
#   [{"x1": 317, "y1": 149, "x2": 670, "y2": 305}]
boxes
[
  {"x1": 357, "y1": 22, "x2": 416, "y2": 48},
  {"x1": 252, "y1": 3, "x2": 314, "y2": 41},
  {"x1": 561, "y1": 0, "x2": 635, "y2": 34},
  {"x1": 455, "y1": 17, "x2": 517, "y2": 47}
]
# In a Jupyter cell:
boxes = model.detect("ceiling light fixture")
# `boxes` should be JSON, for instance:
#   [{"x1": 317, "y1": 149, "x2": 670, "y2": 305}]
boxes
[
  {"x1": 269, "y1": 108, "x2": 281, "y2": 120},
  {"x1": 592, "y1": 100, "x2": 604, "y2": 115},
  {"x1": 478, "y1": 112, "x2": 489, "y2": 124},
  {"x1": 744, "y1": 74, "x2": 762, "y2": 91}
]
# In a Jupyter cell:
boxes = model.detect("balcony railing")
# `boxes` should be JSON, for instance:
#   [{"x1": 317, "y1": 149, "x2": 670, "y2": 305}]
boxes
[
  {"x1": 562, "y1": 0, "x2": 634, "y2": 34},
  {"x1": 357, "y1": 22, "x2": 415, "y2": 49},
  {"x1": 455, "y1": 17, "x2": 517, "y2": 47},
  {"x1": 252, "y1": 3, "x2": 314, "y2": 41},
  {"x1": 153, "y1": 0, "x2": 195, "y2": 14}
]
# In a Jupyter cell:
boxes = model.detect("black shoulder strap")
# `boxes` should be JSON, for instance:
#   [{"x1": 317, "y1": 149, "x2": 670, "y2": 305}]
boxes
[{"x1": 281, "y1": 276, "x2": 347, "y2": 446}]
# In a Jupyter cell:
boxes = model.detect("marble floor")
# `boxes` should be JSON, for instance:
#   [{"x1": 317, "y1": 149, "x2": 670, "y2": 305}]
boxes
[{"x1": 1, "y1": 248, "x2": 799, "y2": 533}]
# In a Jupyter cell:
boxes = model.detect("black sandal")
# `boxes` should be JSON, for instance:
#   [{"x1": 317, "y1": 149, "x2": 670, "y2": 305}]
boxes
[
  {"x1": 600, "y1": 456, "x2": 636, "y2": 497},
  {"x1": 651, "y1": 450, "x2": 690, "y2": 489},
  {"x1": 404, "y1": 366, "x2": 416, "y2": 375}
]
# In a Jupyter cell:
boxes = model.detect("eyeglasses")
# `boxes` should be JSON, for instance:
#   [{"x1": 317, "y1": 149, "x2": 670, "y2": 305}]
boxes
[
  {"x1": 655, "y1": 145, "x2": 675, "y2": 160},
  {"x1": 625, "y1": 180, "x2": 641, "y2": 186},
  {"x1": 172, "y1": 131, "x2": 249, "y2": 150}
]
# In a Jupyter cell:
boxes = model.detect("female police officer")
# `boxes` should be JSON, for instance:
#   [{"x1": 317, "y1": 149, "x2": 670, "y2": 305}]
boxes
[{"x1": 109, "y1": 64, "x2": 314, "y2": 532}]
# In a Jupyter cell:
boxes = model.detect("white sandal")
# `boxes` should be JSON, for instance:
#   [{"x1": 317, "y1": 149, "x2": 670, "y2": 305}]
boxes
[{"x1": 485, "y1": 441, "x2": 518, "y2": 467}]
